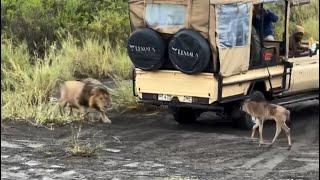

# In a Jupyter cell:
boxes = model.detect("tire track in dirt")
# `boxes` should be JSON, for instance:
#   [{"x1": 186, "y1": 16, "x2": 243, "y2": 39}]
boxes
[{"x1": 1, "y1": 101, "x2": 318, "y2": 179}]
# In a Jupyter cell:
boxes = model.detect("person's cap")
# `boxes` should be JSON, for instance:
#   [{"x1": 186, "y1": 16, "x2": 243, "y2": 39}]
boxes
[{"x1": 294, "y1": 25, "x2": 305, "y2": 34}]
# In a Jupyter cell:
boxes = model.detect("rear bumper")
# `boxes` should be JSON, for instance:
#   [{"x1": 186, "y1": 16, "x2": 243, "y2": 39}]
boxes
[
  {"x1": 137, "y1": 99, "x2": 224, "y2": 111},
  {"x1": 134, "y1": 69, "x2": 218, "y2": 104}
]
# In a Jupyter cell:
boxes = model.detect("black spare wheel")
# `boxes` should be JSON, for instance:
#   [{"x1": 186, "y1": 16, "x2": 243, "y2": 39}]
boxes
[
  {"x1": 127, "y1": 28, "x2": 165, "y2": 71},
  {"x1": 168, "y1": 29, "x2": 211, "y2": 74}
]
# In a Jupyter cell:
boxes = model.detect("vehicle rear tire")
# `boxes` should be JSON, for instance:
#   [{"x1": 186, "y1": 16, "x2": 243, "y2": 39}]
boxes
[
  {"x1": 235, "y1": 91, "x2": 266, "y2": 130},
  {"x1": 171, "y1": 107, "x2": 200, "y2": 124},
  {"x1": 237, "y1": 112, "x2": 257, "y2": 130}
]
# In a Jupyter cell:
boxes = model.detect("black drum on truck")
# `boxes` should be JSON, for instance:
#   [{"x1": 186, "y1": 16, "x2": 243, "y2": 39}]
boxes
[
  {"x1": 127, "y1": 28, "x2": 166, "y2": 71},
  {"x1": 168, "y1": 29, "x2": 211, "y2": 74}
]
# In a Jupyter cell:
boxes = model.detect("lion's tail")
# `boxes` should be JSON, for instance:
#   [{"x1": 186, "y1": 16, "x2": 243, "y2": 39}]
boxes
[{"x1": 285, "y1": 110, "x2": 291, "y2": 128}]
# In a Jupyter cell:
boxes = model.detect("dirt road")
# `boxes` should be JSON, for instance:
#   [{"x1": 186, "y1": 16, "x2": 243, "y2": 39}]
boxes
[{"x1": 1, "y1": 100, "x2": 319, "y2": 180}]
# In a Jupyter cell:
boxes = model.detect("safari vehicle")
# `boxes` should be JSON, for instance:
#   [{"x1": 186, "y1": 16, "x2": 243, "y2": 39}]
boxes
[{"x1": 127, "y1": 0, "x2": 319, "y2": 129}]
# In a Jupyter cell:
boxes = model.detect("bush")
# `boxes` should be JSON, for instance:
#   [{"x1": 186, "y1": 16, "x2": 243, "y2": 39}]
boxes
[{"x1": 1, "y1": 0, "x2": 130, "y2": 56}]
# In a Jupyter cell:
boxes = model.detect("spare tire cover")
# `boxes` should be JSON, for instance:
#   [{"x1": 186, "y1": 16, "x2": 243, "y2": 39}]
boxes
[
  {"x1": 127, "y1": 28, "x2": 165, "y2": 71},
  {"x1": 169, "y1": 29, "x2": 211, "y2": 74}
]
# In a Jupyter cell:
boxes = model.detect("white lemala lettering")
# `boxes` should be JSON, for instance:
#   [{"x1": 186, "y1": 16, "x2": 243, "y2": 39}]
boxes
[
  {"x1": 129, "y1": 45, "x2": 156, "y2": 53},
  {"x1": 172, "y1": 47, "x2": 199, "y2": 59}
]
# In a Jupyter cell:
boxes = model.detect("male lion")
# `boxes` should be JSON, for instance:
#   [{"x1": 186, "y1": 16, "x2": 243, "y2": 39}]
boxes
[{"x1": 59, "y1": 79, "x2": 112, "y2": 123}]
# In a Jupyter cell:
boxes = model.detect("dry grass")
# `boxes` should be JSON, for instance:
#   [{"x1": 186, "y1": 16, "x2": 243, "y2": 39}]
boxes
[
  {"x1": 65, "y1": 125, "x2": 102, "y2": 157},
  {"x1": 1, "y1": 36, "x2": 137, "y2": 125}
]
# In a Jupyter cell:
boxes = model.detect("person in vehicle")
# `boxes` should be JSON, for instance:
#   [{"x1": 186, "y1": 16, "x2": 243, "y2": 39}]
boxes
[
  {"x1": 250, "y1": 27, "x2": 261, "y2": 67},
  {"x1": 252, "y1": 4, "x2": 278, "y2": 41},
  {"x1": 289, "y1": 25, "x2": 310, "y2": 57}
]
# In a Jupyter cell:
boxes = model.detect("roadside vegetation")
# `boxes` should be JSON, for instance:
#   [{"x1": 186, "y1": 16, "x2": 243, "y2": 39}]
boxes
[
  {"x1": 1, "y1": 36, "x2": 136, "y2": 125},
  {"x1": 1, "y1": 0, "x2": 319, "y2": 125},
  {"x1": 65, "y1": 125, "x2": 102, "y2": 157},
  {"x1": 266, "y1": 0, "x2": 319, "y2": 41}
]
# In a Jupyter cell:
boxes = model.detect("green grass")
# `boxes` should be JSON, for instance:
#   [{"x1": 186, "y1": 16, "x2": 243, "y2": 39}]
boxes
[
  {"x1": 1, "y1": 39, "x2": 74, "y2": 124},
  {"x1": 300, "y1": 17, "x2": 319, "y2": 41},
  {"x1": 290, "y1": 0, "x2": 319, "y2": 41},
  {"x1": 1, "y1": 36, "x2": 136, "y2": 125}
]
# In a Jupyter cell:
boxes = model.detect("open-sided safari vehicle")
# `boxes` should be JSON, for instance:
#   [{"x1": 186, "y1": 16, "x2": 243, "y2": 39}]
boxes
[{"x1": 127, "y1": 0, "x2": 319, "y2": 129}]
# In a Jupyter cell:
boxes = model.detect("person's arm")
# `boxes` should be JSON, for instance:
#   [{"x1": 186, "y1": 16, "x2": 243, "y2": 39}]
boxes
[
  {"x1": 301, "y1": 41, "x2": 309, "y2": 46},
  {"x1": 265, "y1": 9, "x2": 278, "y2": 22},
  {"x1": 298, "y1": 43, "x2": 309, "y2": 51}
]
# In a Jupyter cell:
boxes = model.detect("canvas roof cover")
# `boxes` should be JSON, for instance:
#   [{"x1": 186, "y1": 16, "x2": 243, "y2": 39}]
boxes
[
  {"x1": 129, "y1": 0, "x2": 210, "y2": 38},
  {"x1": 128, "y1": 0, "x2": 309, "y2": 77},
  {"x1": 129, "y1": 0, "x2": 307, "y2": 32}
]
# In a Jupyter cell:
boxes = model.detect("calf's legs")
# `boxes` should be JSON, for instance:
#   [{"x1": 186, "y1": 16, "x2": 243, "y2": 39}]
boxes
[
  {"x1": 281, "y1": 122, "x2": 292, "y2": 149},
  {"x1": 269, "y1": 121, "x2": 282, "y2": 147},
  {"x1": 258, "y1": 119, "x2": 264, "y2": 147},
  {"x1": 251, "y1": 122, "x2": 259, "y2": 139}
]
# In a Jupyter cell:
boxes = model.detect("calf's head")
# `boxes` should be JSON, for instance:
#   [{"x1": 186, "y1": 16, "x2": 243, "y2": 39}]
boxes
[{"x1": 240, "y1": 99, "x2": 250, "y2": 113}]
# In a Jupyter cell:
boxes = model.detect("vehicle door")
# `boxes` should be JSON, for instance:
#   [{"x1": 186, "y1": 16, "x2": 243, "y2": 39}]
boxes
[{"x1": 287, "y1": 51, "x2": 319, "y2": 93}]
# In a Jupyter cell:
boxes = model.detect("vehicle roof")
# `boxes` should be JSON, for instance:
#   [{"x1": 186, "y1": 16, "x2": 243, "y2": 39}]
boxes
[{"x1": 211, "y1": 0, "x2": 310, "y2": 5}]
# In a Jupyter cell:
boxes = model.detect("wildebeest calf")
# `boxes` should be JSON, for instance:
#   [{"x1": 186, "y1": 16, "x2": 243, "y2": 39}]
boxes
[
  {"x1": 241, "y1": 99, "x2": 292, "y2": 150},
  {"x1": 59, "y1": 80, "x2": 112, "y2": 123}
]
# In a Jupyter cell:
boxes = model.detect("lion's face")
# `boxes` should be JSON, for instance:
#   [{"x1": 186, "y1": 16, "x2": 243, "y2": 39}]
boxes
[{"x1": 88, "y1": 88, "x2": 111, "y2": 111}]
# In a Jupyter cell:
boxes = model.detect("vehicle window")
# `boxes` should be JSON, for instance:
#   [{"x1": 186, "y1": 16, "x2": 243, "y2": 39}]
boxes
[
  {"x1": 217, "y1": 3, "x2": 252, "y2": 48},
  {"x1": 145, "y1": 4, "x2": 187, "y2": 27},
  {"x1": 264, "y1": 1, "x2": 285, "y2": 41}
]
